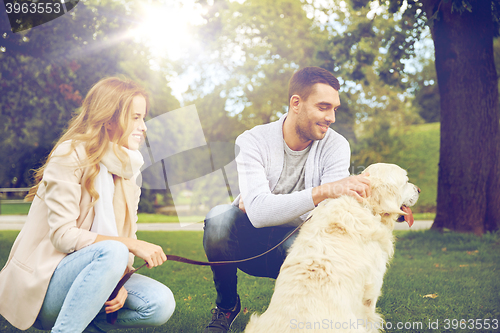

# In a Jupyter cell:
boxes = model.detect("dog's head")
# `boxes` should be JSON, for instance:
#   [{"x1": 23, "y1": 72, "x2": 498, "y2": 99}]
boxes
[{"x1": 364, "y1": 163, "x2": 420, "y2": 227}]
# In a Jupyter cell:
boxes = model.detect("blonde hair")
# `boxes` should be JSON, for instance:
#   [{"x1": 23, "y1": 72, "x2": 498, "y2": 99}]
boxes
[{"x1": 26, "y1": 77, "x2": 149, "y2": 202}]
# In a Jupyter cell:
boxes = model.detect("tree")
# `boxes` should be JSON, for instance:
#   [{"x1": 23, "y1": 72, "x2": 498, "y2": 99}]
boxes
[
  {"x1": 410, "y1": 36, "x2": 500, "y2": 124},
  {"x1": 314, "y1": 0, "x2": 424, "y2": 167},
  {"x1": 186, "y1": 0, "x2": 420, "y2": 149},
  {"x1": 188, "y1": 0, "x2": 329, "y2": 128},
  {"x1": 420, "y1": 0, "x2": 500, "y2": 234},
  {"x1": 0, "y1": 0, "x2": 179, "y2": 190},
  {"x1": 0, "y1": 1, "x2": 124, "y2": 187},
  {"x1": 316, "y1": 0, "x2": 500, "y2": 234}
]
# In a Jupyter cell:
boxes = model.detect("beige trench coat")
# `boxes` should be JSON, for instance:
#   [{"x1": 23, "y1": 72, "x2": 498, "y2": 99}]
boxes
[{"x1": 0, "y1": 142, "x2": 140, "y2": 330}]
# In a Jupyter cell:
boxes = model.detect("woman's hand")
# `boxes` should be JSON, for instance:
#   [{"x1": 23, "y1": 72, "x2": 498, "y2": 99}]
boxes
[
  {"x1": 94, "y1": 236, "x2": 167, "y2": 269},
  {"x1": 105, "y1": 286, "x2": 128, "y2": 314},
  {"x1": 129, "y1": 239, "x2": 167, "y2": 268}
]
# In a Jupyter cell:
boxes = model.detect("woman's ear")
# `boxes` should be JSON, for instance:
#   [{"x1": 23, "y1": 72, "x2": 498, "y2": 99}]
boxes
[
  {"x1": 105, "y1": 122, "x2": 120, "y2": 143},
  {"x1": 105, "y1": 122, "x2": 117, "y2": 136}
]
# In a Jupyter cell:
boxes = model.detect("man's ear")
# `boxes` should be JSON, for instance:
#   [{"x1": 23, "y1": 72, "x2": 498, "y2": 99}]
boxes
[{"x1": 289, "y1": 95, "x2": 301, "y2": 113}]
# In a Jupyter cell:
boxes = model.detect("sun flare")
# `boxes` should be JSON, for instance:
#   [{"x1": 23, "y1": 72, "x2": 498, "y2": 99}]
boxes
[{"x1": 129, "y1": 2, "x2": 202, "y2": 61}]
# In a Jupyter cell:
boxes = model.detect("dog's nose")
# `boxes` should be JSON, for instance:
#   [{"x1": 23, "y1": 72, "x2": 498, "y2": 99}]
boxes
[{"x1": 417, "y1": 187, "x2": 421, "y2": 193}]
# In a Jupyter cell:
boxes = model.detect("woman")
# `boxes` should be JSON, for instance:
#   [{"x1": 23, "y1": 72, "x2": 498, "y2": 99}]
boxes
[{"x1": 0, "y1": 77, "x2": 175, "y2": 332}]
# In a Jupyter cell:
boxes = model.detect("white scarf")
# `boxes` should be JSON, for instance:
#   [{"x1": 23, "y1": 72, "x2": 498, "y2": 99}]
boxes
[{"x1": 90, "y1": 145, "x2": 144, "y2": 236}]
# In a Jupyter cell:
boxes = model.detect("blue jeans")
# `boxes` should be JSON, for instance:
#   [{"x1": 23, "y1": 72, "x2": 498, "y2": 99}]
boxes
[
  {"x1": 203, "y1": 204, "x2": 298, "y2": 310},
  {"x1": 36, "y1": 240, "x2": 175, "y2": 333}
]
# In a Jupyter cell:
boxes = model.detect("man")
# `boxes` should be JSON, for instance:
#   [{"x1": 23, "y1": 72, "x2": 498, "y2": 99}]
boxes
[{"x1": 202, "y1": 66, "x2": 370, "y2": 333}]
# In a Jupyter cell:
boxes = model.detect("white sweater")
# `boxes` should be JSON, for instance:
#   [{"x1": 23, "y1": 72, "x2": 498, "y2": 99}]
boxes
[{"x1": 233, "y1": 114, "x2": 351, "y2": 228}]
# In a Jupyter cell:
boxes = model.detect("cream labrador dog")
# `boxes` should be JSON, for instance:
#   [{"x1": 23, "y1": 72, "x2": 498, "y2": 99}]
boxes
[{"x1": 244, "y1": 163, "x2": 419, "y2": 333}]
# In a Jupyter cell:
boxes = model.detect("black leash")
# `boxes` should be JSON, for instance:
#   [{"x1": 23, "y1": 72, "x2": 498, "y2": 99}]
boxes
[{"x1": 106, "y1": 215, "x2": 312, "y2": 324}]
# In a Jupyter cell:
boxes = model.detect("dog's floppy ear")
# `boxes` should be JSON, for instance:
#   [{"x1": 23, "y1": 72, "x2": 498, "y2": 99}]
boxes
[{"x1": 368, "y1": 177, "x2": 405, "y2": 216}]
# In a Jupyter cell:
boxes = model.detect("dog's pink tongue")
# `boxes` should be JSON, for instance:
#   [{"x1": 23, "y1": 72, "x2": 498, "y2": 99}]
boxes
[{"x1": 402, "y1": 206, "x2": 414, "y2": 227}]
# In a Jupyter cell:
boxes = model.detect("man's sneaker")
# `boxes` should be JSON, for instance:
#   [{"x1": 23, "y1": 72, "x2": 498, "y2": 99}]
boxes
[{"x1": 203, "y1": 295, "x2": 241, "y2": 333}]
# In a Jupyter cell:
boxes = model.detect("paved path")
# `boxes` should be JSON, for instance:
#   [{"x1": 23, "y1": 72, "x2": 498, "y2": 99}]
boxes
[{"x1": 0, "y1": 215, "x2": 433, "y2": 231}]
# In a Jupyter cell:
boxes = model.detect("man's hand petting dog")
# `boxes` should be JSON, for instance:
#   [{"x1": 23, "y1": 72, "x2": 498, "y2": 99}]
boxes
[
  {"x1": 239, "y1": 198, "x2": 246, "y2": 213},
  {"x1": 238, "y1": 173, "x2": 370, "y2": 213},
  {"x1": 312, "y1": 172, "x2": 371, "y2": 205}
]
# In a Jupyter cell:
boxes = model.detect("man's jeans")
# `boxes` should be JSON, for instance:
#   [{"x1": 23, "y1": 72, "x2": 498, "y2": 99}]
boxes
[
  {"x1": 203, "y1": 204, "x2": 298, "y2": 310},
  {"x1": 36, "y1": 240, "x2": 175, "y2": 333}
]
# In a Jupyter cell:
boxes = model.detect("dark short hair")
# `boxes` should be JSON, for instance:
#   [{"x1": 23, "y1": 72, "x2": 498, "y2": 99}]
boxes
[{"x1": 288, "y1": 67, "x2": 340, "y2": 103}]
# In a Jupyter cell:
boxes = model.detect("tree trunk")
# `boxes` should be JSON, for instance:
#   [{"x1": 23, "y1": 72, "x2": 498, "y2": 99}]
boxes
[{"x1": 421, "y1": 0, "x2": 500, "y2": 234}]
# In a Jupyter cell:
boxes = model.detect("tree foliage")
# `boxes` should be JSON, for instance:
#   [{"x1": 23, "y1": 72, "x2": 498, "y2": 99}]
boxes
[
  {"x1": 188, "y1": 0, "x2": 500, "y2": 233},
  {"x1": 388, "y1": 0, "x2": 500, "y2": 233},
  {"x1": 187, "y1": 0, "x2": 422, "y2": 147},
  {"x1": 188, "y1": 0, "x2": 326, "y2": 127},
  {"x1": 410, "y1": 60, "x2": 440, "y2": 123},
  {"x1": 0, "y1": 0, "x2": 179, "y2": 189}
]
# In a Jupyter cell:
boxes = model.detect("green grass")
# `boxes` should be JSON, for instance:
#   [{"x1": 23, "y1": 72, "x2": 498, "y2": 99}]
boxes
[
  {"x1": 413, "y1": 212, "x2": 436, "y2": 221},
  {"x1": 0, "y1": 202, "x2": 31, "y2": 215},
  {"x1": 0, "y1": 205, "x2": 203, "y2": 223},
  {"x1": 137, "y1": 213, "x2": 206, "y2": 224},
  {"x1": 1, "y1": 230, "x2": 499, "y2": 332},
  {"x1": 0, "y1": 209, "x2": 433, "y2": 221}
]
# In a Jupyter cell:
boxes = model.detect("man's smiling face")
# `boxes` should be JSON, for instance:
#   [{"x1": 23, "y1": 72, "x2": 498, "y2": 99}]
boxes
[{"x1": 295, "y1": 83, "x2": 340, "y2": 143}]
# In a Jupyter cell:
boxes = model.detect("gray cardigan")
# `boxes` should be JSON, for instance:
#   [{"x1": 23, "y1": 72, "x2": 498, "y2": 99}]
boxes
[{"x1": 233, "y1": 114, "x2": 350, "y2": 228}]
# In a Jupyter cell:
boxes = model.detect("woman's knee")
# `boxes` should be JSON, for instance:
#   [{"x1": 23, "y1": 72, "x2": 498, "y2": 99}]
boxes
[
  {"x1": 146, "y1": 285, "x2": 176, "y2": 326},
  {"x1": 94, "y1": 240, "x2": 129, "y2": 272}
]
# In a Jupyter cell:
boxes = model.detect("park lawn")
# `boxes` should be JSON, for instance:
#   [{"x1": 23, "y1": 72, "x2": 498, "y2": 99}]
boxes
[
  {"x1": 412, "y1": 212, "x2": 436, "y2": 221},
  {"x1": 139, "y1": 213, "x2": 436, "y2": 224},
  {"x1": 0, "y1": 202, "x2": 31, "y2": 215},
  {"x1": 137, "y1": 213, "x2": 206, "y2": 224},
  {"x1": 0, "y1": 204, "x2": 204, "y2": 223},
  {"x1": 0, "y1": 230, "x2": 499, "y2": 332},
  {"x1": 393, "y1": 122, "x2": 440, "y2": 213},
  {"x1": 1, "y1": 204, "x2": 435, "y2": 222}
]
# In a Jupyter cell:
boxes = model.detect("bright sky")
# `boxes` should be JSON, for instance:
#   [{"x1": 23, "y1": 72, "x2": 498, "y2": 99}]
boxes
[
  {"x1": 126, "y1": 0, "x2": 207, "y2": 103},
  {"x1": 128, "y1": 1, "x2": 205, "y2": 61}
]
